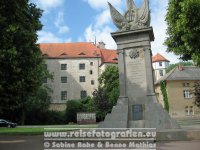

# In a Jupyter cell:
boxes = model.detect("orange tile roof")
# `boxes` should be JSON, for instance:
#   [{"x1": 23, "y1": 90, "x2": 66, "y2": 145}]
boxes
[
  {"x1": 152, "y1": 53, "x2": 170, "y2": 63},
  {"x1": 100, "y1": 49, "x2": 118, "y2": 64},
  {"x1": 39, "y1": 42, "x2": 118, "y2": 64},
  {"x1": 39, "y1": 42, "x2": 101, "y2": 58}
]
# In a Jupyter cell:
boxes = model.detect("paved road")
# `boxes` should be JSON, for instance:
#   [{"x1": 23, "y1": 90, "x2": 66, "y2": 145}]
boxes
[{"x1": 0, "y1": 135, "x2": 200, "y2": 150}]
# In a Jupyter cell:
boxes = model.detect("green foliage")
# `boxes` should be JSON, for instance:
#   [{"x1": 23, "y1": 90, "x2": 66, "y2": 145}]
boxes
[
  {"x1": 165, "y1": 0, "x2": 200, "y2": 65},
  {"x1": 65, "y1": 66, "x2": 120, "y2": 123},
  {"x1": 65, "y1": 100, "x2": 86, "y2": 123},
  {"x1": 193, "y1": 82, "x2": 200, "y2": 107},
  {"x1": 25, "y1": 110, "x2": 65, "y2": 125},
  {"x1": 81, "y1": 96, "x2": 96, "y2": 112},
  {"x1": 27, "y1": 86, "x2": 52, "y2": 111},
  {"x1": 65, "y1": 97, "x2": 96, "y2": 123},
  {"x1": 166, "y1": 62, "x2": 194, "y2": 73},
  {"x1": 98, "y1": 65, "x2": 119, "y2": 106},
  {"x1": 0, "y1": 0, "x2": 51, "y2": 124},
  {"x1": 160, "y1": 81, "x2": 169, "y2": 112},
  {"x1": 93, "y1": 65, "x2": 119, "y2": 121},
  {"x1": 93, "y1": 88, "x2": 111, "y2": 121}
]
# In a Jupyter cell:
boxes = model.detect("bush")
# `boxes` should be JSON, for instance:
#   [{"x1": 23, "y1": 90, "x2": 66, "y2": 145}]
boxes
[
  {"x1": 65, "y1": 100, "x2": 86, "y2": 123},
  {"x1": 25, "y1": 110, "x2": 65, "y2": 125}
]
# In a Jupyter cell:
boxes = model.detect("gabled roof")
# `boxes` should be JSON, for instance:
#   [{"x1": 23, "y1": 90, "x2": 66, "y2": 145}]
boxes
[
  {"x1": 39, "y1": 42, "x2": 118, "y2": 65},
  {"x1": 152, "y1": 53, "x2": 170, "y2": 63},
  {"x1": 155, "y1": 66, "x2": 200, "y2": 84},
  {"x1": 39, "y1": 42, "x2": 101, "y2": 58},
  {"x1": 100, "y1": 49, "x2": 118, "y2": 64}
]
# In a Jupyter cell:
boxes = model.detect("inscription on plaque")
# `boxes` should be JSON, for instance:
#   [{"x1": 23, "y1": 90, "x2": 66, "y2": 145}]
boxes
[{"x1": 132, "y1": 104, "x2": 143, "y2": 120}]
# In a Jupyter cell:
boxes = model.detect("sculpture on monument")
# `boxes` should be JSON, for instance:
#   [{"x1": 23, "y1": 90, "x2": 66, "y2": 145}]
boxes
[
  {"x1": 108, "y1": 0, "x2": 150, "y2": 31},
  {"x1": 98, "y1": 0, "x2": 179, "y2": 129}
]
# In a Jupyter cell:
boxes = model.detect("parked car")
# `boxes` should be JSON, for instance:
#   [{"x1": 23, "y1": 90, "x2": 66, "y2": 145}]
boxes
[{"x1": 0, "y1": 119, "x2": 17, "y2": 128}]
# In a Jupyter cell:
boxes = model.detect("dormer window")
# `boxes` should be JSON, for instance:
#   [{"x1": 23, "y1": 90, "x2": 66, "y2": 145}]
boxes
[
  {"x1": 60, "y1": 52, "x2": 67, "y2": 56},
  {"x1": 79, "y1": 52, "x2": 86, "y2": 55},
  {"x1": 42, "y1": 53, "x2": 48, "y2": 57}
]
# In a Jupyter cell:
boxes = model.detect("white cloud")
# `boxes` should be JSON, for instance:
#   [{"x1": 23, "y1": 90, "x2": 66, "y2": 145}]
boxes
[
  {"x1": 83, "y1": 0, "x2": 122, "y2": 10},
  {"x1": 94, "y1": 9, "x2": 111, "y2": 28},
  {"x1": 84, "y1": 25, "x2": 116, "y2": 49},
  {"x1": 37, "y1": 31, "x2": 72, "y2": 43},
  {"x1": 54, "y1": 12, "x2": 70, "y2": 34},
  {"x1": 58, "y1": 26, "x2": 69, "y2": 34},
  {"x1": 33, "y1": 0, "x2": 64, "y2": 11},
  {"x1": 37, "y1": 31, "x2": 63, "y2": 43}
]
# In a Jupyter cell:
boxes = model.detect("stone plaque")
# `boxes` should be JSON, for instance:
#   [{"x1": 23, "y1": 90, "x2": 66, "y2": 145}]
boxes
[{"x1": 132, "y1": 104, "x2": 143, "y2": 120}]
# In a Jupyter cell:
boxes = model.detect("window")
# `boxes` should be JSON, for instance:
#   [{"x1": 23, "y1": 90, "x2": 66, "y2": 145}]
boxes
[
  {"x1": 90, "y1": 70, "x2": 93, "y2": 75},
  {"x1": 183, "y1": 83, "x2": 190, "y2": 87},
  {"x1": 80, "y1": 91, "x2": 87, "y2": 98},
  {"x1": 91, "y1": 80, "x2": 94, "y2": 85},
  {"x1": 79, "y1": 63, "x2": 85, "y2": 70},
  {"x1": 90, "y1": 62, "x2": 93, "y2": 66},
  {"x1": 61, "y1": 91, "x2": 67, "y2": 100},
  {"x1": 61, "y1": 64, "x2": 67, "y2": 70},
  {"x1": 183, "y1": 90, "x2": 192, "y2": 99},
  {"x1": 80, "y1": 76, "x2": 86, "y2": 82},
  {"x1": 159, "y1": 70, "x2": 163, "y2": 76},
  {"x1": 159, "y1": 62, "x2": 162, "y2": 66},
  {"x1": 185, "y1": 106, "x2": 194, "y2": 116},
  {"x1": 61, "y1": 77, "x2": 67, "y2": 83}
]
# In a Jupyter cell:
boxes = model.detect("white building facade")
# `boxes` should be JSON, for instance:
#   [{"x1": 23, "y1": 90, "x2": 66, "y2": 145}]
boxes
[
  {"x1": 40, "y1": 42, "x2": 117, "y2": 110},
  {"x1": 152, "y1": 53, "x2": 170, "y2": 81}
]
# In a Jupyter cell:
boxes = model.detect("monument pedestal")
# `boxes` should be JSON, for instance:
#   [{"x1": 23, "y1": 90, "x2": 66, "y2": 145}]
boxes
[{"x1": 99, "y1": 27, "x2": 179, "y2": 129}]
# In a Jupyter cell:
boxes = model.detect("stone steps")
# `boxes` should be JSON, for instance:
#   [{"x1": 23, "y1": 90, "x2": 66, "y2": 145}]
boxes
[{"x1": 176, "y1": 118, "x2": 200, "y2": 126}]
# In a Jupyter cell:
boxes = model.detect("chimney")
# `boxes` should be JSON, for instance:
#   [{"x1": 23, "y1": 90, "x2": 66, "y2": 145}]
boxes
[
  {"x1": 178, "y1": 64, "x2": 183, "y2": 71},
  {"x1": 97, "y1": 41, "x2": 106, "y2": 49}
]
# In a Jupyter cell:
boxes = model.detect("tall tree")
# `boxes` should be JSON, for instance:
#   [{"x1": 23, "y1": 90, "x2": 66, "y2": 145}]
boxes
[
  {"x1": 98, "y1": 65, "x2": 119, "y2": 106},
  {"x1": 93, "y1": 65, "x2": 119, "y2": 120},
  {"x1": 0, "y1": 0, "x2": 48, "y2": 124},
  {"x1": 165, "y1": 0, "x2": 200, "y2": 65}
]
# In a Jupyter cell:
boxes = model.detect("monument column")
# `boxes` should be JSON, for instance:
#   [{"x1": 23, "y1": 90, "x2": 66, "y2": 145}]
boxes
[{"x1": 99, "y1": 0, "x2": 179, "y2": 129}]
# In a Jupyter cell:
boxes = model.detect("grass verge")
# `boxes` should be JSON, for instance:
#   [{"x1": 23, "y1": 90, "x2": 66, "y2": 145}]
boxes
[{"x1": 0, "y1": 124, "x2": 98, "y2": 135}]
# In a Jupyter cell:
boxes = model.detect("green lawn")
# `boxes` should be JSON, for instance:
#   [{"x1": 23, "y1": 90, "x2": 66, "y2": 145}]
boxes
[{"x1": 0, "y1": 124, "x2": 98, "y2": 135}]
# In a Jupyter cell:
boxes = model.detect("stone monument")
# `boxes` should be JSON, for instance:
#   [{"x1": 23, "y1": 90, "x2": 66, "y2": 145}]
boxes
[{"x1": 99, "y1": 0, "x2": 179, "y2": 129}]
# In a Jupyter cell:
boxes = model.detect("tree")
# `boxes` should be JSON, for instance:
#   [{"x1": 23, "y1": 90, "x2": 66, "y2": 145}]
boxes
[
  {"x1": 93, "y1": 88, "x2": 111, "y2": 121},
  {"x1": 166, "y1": 61, "x2": 193, "y2": 73},
  {"x1": 98, "y1": 65, "x2": 119, "y2": 106},
  {"x1": 165, "y1": 0, "x2": 200, "y2": 66},
  {"x1": 0, "y1": 0, "x2": 49, "y2": 124},
  {"x1": 65, "y1": 100, "x2": 86, "y2": 123},
  {"x1": 93, "y1": 65, "x2": 119, "y2": 120}
]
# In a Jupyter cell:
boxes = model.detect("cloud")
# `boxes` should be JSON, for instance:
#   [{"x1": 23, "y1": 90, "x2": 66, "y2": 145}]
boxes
[
  {"x1": 37, "y1": 31, "x2": 72, "y2": 43},
  {"x1": 82, "y1": 0, "x2": 119, "y2": 49},
  {"x1": 32, "y1": 0, "x2": 64, "y2": 11},
  {"x1": 83, "y1": 0, "x2": 122, "y2": 10},
  {"x1": 94, "y1": 9, "x2": 111, "y2": 28},
  {"x1": 84, "y1": 25, "x2": 116, "y2": 49},
  {"x1": 54, "y1": 12, "x2": 70, "y2": 34}
]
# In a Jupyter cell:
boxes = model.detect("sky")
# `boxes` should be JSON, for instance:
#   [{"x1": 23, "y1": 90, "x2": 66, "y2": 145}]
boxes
[{"x1": 30, "y1": 0, "x2": 180, "y2": 63}]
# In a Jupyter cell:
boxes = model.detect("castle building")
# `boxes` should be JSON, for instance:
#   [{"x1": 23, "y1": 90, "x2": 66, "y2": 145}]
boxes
[{"x1": 40, "y1": 42, "x2": 117, "y2": 110}]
